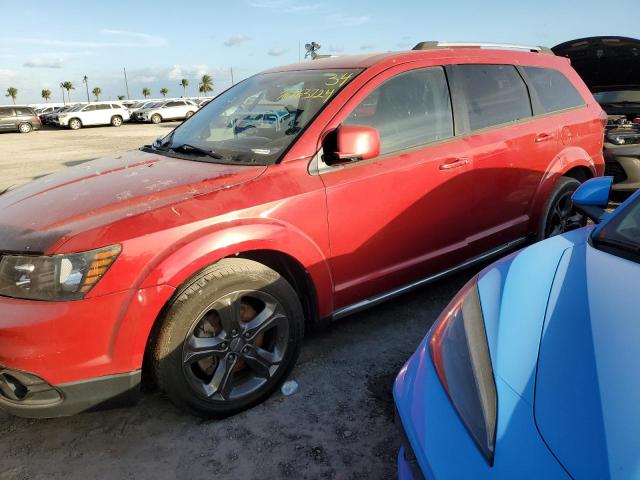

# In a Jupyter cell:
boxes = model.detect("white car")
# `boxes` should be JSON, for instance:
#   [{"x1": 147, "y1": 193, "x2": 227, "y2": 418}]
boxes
[
  {"x1": 132, "y1": 99, "x2": 197, "y2": 123},
  {"x1": 128, "y1": 100, "x2": 156, "y2": 114},
  {"x1": 56, "y1": 102, "x2": 130, "y2": 130}
]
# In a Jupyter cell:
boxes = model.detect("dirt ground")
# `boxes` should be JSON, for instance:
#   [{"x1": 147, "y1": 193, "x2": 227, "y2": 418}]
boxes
[
  {"x1": 0, "y1": 123, "x2": 480, "y2": 479},
  {"x1": 0, "y1": 123, "x2": 180, "y2": 191}
]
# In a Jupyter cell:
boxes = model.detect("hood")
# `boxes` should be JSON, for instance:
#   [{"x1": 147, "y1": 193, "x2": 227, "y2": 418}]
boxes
[
  {"x1": 552, "y1": 36, "x2": 640, "y2": 92},
  {"x1": 0, "y1": 149, "x2": 266, "y2": 253},
  {"x1": 535, "y1": 241, "x2": 640, "y2": 479}
]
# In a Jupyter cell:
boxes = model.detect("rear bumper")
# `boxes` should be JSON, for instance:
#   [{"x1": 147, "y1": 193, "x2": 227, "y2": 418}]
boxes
[{"x1": 0, "y1": 367, "x2": 140, "y2": 418}]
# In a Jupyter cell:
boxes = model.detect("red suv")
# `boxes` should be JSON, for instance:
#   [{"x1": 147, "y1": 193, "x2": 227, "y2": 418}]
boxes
[{"x1": 0, "y1": 42, "x2": 604, "y2": 418}]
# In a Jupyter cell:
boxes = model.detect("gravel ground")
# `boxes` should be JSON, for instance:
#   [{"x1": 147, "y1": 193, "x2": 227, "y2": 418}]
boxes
[{"x1": 0, "y1": 123, "x2": 480, "y2": 479}]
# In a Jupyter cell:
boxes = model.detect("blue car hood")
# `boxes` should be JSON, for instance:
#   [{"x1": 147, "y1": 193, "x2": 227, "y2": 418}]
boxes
[{"x1": 535, "y1": 238, "x2": 640, "y2": 480}]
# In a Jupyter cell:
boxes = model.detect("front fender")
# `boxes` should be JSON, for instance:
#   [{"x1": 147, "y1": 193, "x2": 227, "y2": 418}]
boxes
[{"x1": 528, "y1": 146, "x2": 601, "y2": 231}]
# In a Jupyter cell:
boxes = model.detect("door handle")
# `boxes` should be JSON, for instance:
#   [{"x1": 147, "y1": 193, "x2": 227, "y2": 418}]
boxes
[
  {"x1": 535, "y1": 132, "x2": 554, "y2": 143},
  {"x1": 439, "y1": 158, "x2": 470, "y2": 170}
]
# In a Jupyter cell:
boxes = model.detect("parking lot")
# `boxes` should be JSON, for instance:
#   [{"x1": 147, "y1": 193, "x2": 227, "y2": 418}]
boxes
[
  {"x1": 0, "y1": 125, "x2": 481, "y2": 479},
  {"x1": 0, "y1": 123, "x2": 181, "y2": 191}
]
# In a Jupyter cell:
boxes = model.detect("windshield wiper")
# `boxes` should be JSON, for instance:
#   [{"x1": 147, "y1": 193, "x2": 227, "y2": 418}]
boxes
[
  {"x1": 168, "y1": 143, "x2": 224, "y2": 160},
  {"x1": 600, "y1": 101, "x2": 640, "y2": 106}
]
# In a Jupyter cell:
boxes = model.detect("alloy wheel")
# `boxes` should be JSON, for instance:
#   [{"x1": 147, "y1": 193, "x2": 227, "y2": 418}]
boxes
[
  {"x1": 182, "y1": 290, "x2": 290, "y2": 402},
  {"x1": 545, "y1": 190, "x2": 584, "y2": 238}
]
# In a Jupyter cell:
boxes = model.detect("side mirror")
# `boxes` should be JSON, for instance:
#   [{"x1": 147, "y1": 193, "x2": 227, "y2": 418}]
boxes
[
  {"x1": 152, "y1": 136, "x2": 164, "y2": 149},
  {"x1": 571, "y1": 176, "x2": 613, "y2": 224},
  {"x1": 324, "y1": 125, "x2": 381, "y2": 165}
]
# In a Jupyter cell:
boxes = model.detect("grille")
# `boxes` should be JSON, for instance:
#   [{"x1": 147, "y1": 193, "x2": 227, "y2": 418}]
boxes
[{"x1": 605, "y1": 161, "x2": 628, "y2": 184}]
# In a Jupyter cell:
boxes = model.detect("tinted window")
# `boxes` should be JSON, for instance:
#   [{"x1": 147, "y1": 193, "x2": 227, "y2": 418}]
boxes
[
  {"x1": 111, "y1": 104, "x2": 120, "y2": 109},
  {"x1": 0, "y1": 107, "x2": 13, "y2": 117},
  {"x1": 451, "y1": 64, "x2": 532, "y2": 131},
  {"x1": 83, "y1": 105, "x2": 98, "y2": 111},
  {"x1": 96, "y1": 104, "x2": 111, "y2": 110},
  {"x1": 522, "y1": 66, "x2": 585, "y2": 114},
  {"x1": 167, "y1": 101, "x2": 181, "y2": 107},
  {"x1": 344, "y1": 67, "x2": 454, "y2": 155},
  {"x1": 13, "y1": 108, "x2": 33, "y2": 116}
]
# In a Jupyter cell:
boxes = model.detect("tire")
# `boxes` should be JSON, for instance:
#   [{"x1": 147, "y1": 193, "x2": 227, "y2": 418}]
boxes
[
  {"x1": 185, "y1": 111, "x2": 194, "y2": 119},
  {"x1": 18, "y1": 123, "x2": 32, "y2": 134},
  {"x1": 153, "y1": 258, "x2": 304, "y2": 417},
  {"x1": 538, "y1": 176, "x2": 586, "y2": 240},
  {"x1": 151, "y1": 114, "x2": 162, "y2": 124},
  {"x1": 69, "y1": 118, "x2": 82, "y2": 130},
  {"x1": 111, "y1": 115, "x2": 123, "y2": 127}
]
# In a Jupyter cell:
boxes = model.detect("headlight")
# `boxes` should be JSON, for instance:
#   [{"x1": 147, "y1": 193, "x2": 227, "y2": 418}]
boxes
[
  {"x1": 429, "y1": 277, "x2": 497, "y2": 464},
  {"x1": 0, "y1": 245, "x2": 121, "y2": 301}
]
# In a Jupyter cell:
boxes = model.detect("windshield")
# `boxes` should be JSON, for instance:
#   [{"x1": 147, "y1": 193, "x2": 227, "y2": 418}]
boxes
[
  {"x1": 158, "y1": 68, "x2": 360, "y2": 164},
  {"x1": 594, "y1": 90, "x2": 640, "y2": 105},
  {"x1": 593, "y1": 195, "x2": 640, "y2": 262}
]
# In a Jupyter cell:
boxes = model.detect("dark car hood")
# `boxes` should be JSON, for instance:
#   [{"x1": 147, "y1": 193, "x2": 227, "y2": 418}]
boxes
[
  {"x1": 552, "y1": 36, "x2": 640, "y2": 92},
  {"x1": 535, "y1": 240, "x2": 640, "y2": 479},
  {"x1": 0, "y1": 149, "x2": 266, "y2": 253}
]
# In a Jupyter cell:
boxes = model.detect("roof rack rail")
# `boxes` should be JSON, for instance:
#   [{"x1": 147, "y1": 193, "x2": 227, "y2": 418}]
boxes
[{"x1": 412, "y1": 41, "x2": 554, "y2": 55}]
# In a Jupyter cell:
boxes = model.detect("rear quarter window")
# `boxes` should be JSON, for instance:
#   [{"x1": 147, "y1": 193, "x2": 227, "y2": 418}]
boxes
[
  {"x1": 521, "y1": 66, "x2": 586, "y2": 114},
  {"x1": 13, "y1": 108, "x2": 34, "y2": 116},
  {"x1": 449, "y1": 64, "x2": 532, "y2": 132}
]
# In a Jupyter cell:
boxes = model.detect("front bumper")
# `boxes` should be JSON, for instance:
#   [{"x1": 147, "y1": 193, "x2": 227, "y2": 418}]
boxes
[{"x1": 0, "y1": 367, "x2": 140, "y2": 418}]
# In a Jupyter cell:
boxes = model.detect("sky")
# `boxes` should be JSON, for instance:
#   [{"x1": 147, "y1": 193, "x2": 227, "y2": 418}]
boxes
[{"x1": 0, "y1": 0, "x2": 638, "y2": 104}]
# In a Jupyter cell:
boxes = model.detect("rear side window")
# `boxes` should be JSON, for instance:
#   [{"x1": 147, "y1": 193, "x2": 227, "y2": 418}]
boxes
[
  {"x1": 96, "y1": 104, "x2": 111, "y2": 110},
  {"x1": 0, "y1": 107, "x2": 13, "y2": 116},
  {"x1": 521, "y1": 66, "x2": 585, "y2": 114},
  {"x1": 450, "y1": 64, "x2": 532, "y2": 132},
  {"x1": 13, "y1": 108, "x2": 33, "y2": 116},
  {"x1": 344, "y1": 67, "x2": 454, "y2": 155}
]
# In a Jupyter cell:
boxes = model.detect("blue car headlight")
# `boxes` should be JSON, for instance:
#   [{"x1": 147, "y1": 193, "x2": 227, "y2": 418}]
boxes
[{"x1": 429, "y1": 277, "x2": 497, "y2": 464}]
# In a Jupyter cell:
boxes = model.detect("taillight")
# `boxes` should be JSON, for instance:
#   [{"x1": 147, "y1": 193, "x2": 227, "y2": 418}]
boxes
[
  {"x1": 599, "y1": 109, "x2": 609, "y2": 129},
  {"x1": 429, "y1": 278, "x2": 497, "y2": 464}
]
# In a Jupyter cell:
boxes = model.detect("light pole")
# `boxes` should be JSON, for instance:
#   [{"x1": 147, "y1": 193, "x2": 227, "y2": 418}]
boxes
[{"x1": 83, "y1": 76, "x2": 90, "y2": 103}]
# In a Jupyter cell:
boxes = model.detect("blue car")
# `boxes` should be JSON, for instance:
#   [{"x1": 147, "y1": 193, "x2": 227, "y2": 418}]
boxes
[{"x1": 394, "y1": 176, "x2": 640, "y2": 479}]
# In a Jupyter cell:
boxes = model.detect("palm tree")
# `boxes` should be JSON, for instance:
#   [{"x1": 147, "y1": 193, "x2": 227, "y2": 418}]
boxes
[
  {"x1": 41, "y1": 89, "x2": 52, "y2": 103},
  {"x1": 59, "y1": 82, "x2": 66, "y2": 104},
  {"x1": 92, "y1": 87, "x2": 102, "y2": 101},
  {"x1": 62, "y1": 81, "x2": 75, "y2": 103},
  {"x1": 117, "y1": 95, "x2": 126, "y2": 100},
  {"x1": 142, "y1": 88, "x2": 151, "y2": 99},
  {"x1": 199, "y1": 74, "x2": 213, "y2": 97},
  {"x1": 160, "y1": 88, "x2": 168, "y2": 98},
  {"x1": 180, "y1": 78, "x2": 189, "y2": 97},
  {"x1": 5, "y1": 87, "x2": 17, "y2": 105}
]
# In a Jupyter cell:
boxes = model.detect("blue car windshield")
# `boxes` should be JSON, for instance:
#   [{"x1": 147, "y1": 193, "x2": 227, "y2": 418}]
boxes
[{"x1": 592, "y1": 196, "x2": 640, "y2": 262}]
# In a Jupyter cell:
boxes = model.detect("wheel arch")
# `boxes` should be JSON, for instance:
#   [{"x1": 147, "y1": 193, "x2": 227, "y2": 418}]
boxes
[
  {"x1": 527, "y1": 147, "x2": 599, "y2": 233},
  {"x1": 129, "y1": 223, "x2": 333, "y2": 382}
]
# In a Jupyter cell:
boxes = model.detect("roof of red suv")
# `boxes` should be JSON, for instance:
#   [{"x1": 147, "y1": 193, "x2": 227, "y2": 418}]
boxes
[{"x1": 265, "y1": 47, "x2": 570, "y2": 73}]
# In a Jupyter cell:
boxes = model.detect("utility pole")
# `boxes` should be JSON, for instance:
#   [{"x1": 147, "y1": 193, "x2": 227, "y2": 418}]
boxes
[
  {"x1": 123, "y1": 67, "x2": 130, "y2": 100},
  {"x1": 83, "y1": 75, "x2": 90, "y2": 103},
  {"x1": 230, "y1": 67, "x2": 234, "y2": 86}
]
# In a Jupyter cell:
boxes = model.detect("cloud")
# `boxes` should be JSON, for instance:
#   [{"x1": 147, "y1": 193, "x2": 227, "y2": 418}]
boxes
[
  {"x1": 224, "y1": 34, "x2": 251, "y2": 47},
  {"x1": 4, "y1": 29, "x2": 166, "y2": 49},
  {"x1": 24, "y1": 57, "x2": 64, "y2": 68},
  {"x1": 168, "y1": 64, "x2": 210, "y2": 80},
  {"x1": 326, "y1": 13, "x2": 370, "y2": 27},
  {"x1": 360, "y1": 43, "x2": 376, "y2": 50},
  {"x1": 0, "y1": 69, "x2": 16, "y2": 81},
  {"x1": 267, "y1": 47, "x2": 287, "y2": 56},
  {"x1": 248, "y1": 0, "x2": 320, "y2": 12}
]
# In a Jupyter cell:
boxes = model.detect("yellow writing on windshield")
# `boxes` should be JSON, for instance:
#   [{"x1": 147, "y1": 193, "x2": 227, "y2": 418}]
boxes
[{"x1": 277, "y1": 88, "x2": 337, "y2": 103}]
